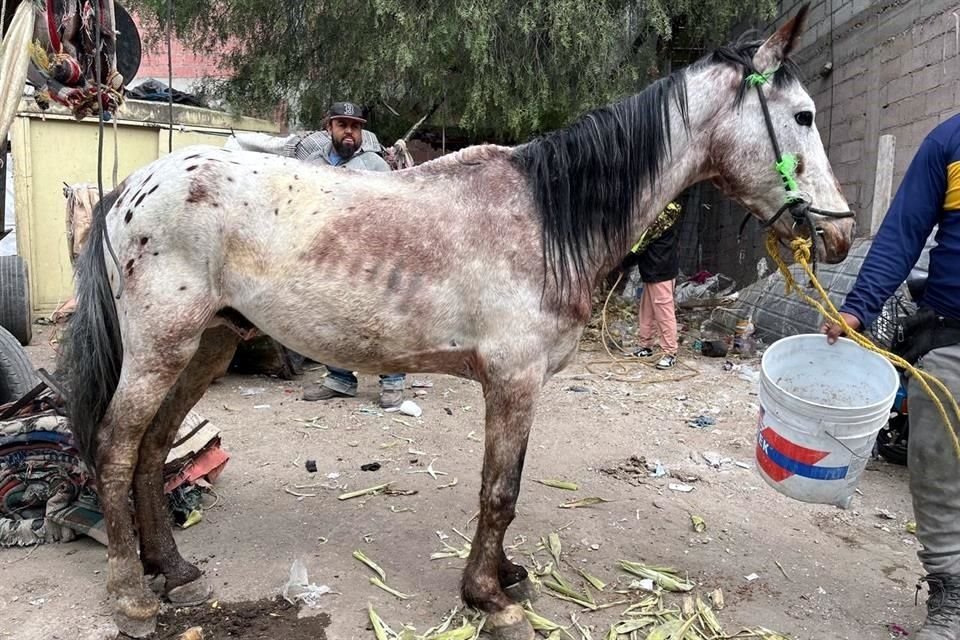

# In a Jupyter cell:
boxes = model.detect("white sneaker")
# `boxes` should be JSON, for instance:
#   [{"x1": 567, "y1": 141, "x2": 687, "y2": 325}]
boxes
[{"x1": 656, "y1": 354, "x2": 677, "y2": 370}]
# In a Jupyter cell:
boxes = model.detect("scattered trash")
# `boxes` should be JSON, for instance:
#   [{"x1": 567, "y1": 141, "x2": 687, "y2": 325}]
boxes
[
  {"x1": 356, "y1": 407, "x2": 383, "y2": 417},
  {"x1": 253, "y1": 404, "x2": 271, "y2": 410},
  {"x1": 411, "y1": 380, "x2": 434, "y2": 388},
  {"x1": 744, "y1": 573, "x2": 759, "y2": 582},
  {"x1": 888, "y1": 623, "x2": 910, "y2": 637},
  {"x1": 282, "y1": 559, "x2": 332, "y2": 608},
  {"x1": 710, "y1": 588, "x2": 725, "y2": 609},
  {"x1": 619, "y1": 561, "x2": 694, "y2": 592},
  {"x1": 701, "y1": 451, "x2": 723, "y2": 468},
  {"x1": 305, "y1": 460, "x2": 318, "y2": 473},
  {"x1": 723, "y1": 361, "x2": 736, "y2": 372},
  {"x1": 180, "y1": 509, "x2": 203, "y2": 529},
  {"x1": 906, "y1": 521, "x2": 917, "y2": 534},
  {"x1": 775, "y1": 560, "x2": 790, "y2": 580},
  {"x1": 370, "y1": 576, "x2": 412, "y2": 600},
  {"x1": 534, "y1": 479, "x2": 579, "y2": 491},
  {"x1": 691, "y1": 515, "x2": 707, "y2": 533},
  {"x1": 444, "y1": 408, "x2": 454, "y2": 416},
  {"x1": 558, "y1": 497, "x2": 611, "y2": 509},
  {"x1": 734, "y1": 461, "x2": 752, "y2": 469},
  {"x1": 361, "y1": 462, "x2": 382, "y2": 472},
  {"x1": 737, "y1": 365, "x2": 760, "y2": 384},
  {"x1": 649, "y1": 461, "x2": 667, "y2": 478},
  {"x1": 337, "y1": 483, "x2": 391, "y2": 501},
  {"x1": 687, "y1": 415, "x2": 717, "y2": 429},
  {"x1": 876, "y1": 508, "x2": 897, "y2": 520},
  {"x1": 669, "y1": 483, "x2": 695, "y2": 493},
  {"x1": 239, "y1": 386, "x2": 266, "y2": 397},
  {"x1": 399, "y1": 401, "x2": 422, "y2": 417},
  {"x1": 177, "y1": 628, "x2": 204, "y2": 640},
  {"x1": 284, "y1": 487, "x2": 318, "y2": 499},
  {"x1": 326, "y1": 472, "x2": 340, "y2": 479},
  {"x1": 437, "y1": 477, "x2": 459, "y2": 489},
  {"x1": 566, "y1": 385, "x2": 592, "y2": 393},
  {"x1": 407, "y1": 458, "x2": 447, "y2": 480}
]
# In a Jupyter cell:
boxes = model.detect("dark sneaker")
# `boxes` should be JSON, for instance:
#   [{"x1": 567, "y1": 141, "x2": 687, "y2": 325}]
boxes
[
  {"x1": 655, "y1": 354, "x2": 677, "y2": 370},
  {"x1": 633, "y1": 347, "x2": 655, "y2": 358},
  {"x1": 917, "y1": 574, "x2": 960, "y2": 639},
  {"x1": 302, "y1": 384, "x2": 351, "y2": 402},
  {"x1": 379, "y1": 388, "x2": 403, "y2": 410}
]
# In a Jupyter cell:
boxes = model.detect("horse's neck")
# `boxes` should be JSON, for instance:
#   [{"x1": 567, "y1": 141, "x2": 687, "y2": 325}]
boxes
[{"x1": 609, "y1": 66, "x2": 725, "y2": 271}]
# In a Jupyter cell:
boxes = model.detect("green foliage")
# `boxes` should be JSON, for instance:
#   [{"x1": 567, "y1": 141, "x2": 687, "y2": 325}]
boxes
[{"x1": 128, "y1": 0, "x2": 776, "y2": 142}]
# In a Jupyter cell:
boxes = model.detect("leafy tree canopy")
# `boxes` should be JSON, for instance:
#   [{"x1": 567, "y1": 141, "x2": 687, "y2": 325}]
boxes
[{"x1": 130, "y1": 0, "x2": 776, "y2": 143}]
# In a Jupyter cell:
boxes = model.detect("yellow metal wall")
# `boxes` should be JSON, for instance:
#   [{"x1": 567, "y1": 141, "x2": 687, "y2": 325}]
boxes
[{"x1": 11, "y1": 99, "x2": 280, "y2": 318}]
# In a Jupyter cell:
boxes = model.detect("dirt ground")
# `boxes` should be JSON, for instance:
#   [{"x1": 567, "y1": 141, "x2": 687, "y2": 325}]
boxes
[{"x1": 0, "y1": 324, "x2": 921, "y2": 640}]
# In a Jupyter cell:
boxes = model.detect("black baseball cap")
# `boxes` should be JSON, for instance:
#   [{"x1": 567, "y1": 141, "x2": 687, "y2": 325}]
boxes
[{"x1": 326, "y1": 101, "x2": 366, "y2": 123}]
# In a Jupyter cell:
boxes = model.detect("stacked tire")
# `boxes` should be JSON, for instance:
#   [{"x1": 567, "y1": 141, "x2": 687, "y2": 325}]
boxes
[
  {"x1": 0, "y1": 254, "x2": 30, "y2": 345},
  {"x1": 0, "y1": 323, "x2": 36, "y2": 404}
]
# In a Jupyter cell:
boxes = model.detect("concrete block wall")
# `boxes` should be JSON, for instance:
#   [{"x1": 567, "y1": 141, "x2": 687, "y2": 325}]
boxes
[{"x1": 684, "y1": 1, "x2": 960, "y2": 287}]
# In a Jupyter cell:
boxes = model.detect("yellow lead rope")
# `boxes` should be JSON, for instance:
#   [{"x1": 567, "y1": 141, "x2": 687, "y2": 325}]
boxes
[{"x1": 766, "y1": 233, "x2": 960, "y2": 461}]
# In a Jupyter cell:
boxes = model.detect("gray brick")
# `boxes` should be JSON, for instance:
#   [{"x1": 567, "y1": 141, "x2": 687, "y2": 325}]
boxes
[
  {"x1": 878, "y1": 2, "x2": 922, "y2": 40},
  {"x1": 925, "y1": 84, "x2": 955, "y2": 117},
  {"x1": 896, "y1": 94, "x2": 924, "y2": 124},
  {"x1": 912, "y1": 65, "x2": 942, "y2": 94},
  {"x1": 839, "y1": 140, "x2": 862, "y2": 163},
  {"x1": 886, "y1": 75, "x2": 913, "y2": 103}
]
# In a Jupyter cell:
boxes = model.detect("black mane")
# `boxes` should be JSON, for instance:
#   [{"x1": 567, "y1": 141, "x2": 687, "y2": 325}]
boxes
[{"x1": 511, "y1": 39, "x2": 801, "y2": 298}]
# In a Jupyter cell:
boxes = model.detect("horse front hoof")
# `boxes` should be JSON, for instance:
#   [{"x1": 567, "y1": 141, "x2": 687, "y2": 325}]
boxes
[
  {"x1": 114, "y1": 593, "x2": 160, "y2": 638},
  {"x1": 486, "y1": 603, "x2": 535, "y2": 640},
  {"x1": 166, "y1": 576, "x2": 213, "y2": 606}
]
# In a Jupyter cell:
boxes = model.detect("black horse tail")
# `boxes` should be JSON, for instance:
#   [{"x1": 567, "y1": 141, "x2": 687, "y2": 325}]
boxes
[{"x1": 58, "y1": 189, "x2": 123, "y2": 471}]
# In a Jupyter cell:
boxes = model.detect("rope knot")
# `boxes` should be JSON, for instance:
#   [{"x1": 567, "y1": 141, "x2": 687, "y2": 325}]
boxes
[{"x1": 790, "y1": 237, "x2": 813, "y2": 264}]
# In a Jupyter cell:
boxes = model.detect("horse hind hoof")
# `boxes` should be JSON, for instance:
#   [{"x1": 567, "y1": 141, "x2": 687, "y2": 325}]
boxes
[
  {"x1": 166, "y1": 577, "x2": 214, "y2": 606},
  {"x1": 487, "y1": 604, "x2": 535, "y2": 640},
  {"x1": 113, "y1": 596, "x2": 159, "y2": 638}
]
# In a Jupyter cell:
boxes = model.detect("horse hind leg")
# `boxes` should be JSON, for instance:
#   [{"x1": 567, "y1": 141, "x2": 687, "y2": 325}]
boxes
[
  {"x1": 134, "y1": 327, "x2": 239, "y2": 606},
  {"x1": 97, "y1": 325, "x2": 208, "y2": 637},
  {"x1": 460, "y1": 365, "x2": 544, "y2": 640}
]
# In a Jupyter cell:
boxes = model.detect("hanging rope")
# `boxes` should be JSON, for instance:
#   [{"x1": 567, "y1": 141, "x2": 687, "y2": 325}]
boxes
[
  {"x1": 766, "y1": 233, "x2": 960, "y2": 460},
  {"x1": 92, "y1": 0, "x2": 123, "y2": 298},
  {"x1": 166, "y1": 0, "x2": 173, "y2": 153}
]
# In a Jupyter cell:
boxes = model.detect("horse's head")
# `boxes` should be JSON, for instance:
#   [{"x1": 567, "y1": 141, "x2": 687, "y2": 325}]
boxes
[{"x1": 707, "y1": 5, "x2": 855, "y2": 264}]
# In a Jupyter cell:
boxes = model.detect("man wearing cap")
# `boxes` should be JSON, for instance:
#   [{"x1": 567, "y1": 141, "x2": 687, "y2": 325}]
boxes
[{"x1": 300, "y1": 101, "x2": 406, "y2": 408}]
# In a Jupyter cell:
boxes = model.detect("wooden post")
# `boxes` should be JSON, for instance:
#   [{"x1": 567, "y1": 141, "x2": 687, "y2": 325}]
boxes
[{"x1": 870, "y1": 135, "x2": 896, "y2": 236}]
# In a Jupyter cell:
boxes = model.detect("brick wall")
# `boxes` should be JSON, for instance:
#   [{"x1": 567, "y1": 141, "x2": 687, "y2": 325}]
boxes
[
  {"x1": 682, "y1": 1, "x2": 960, "y2": 287},
  {"x1": 128, "y1": 11, "x2": 233, "y2": 93}
]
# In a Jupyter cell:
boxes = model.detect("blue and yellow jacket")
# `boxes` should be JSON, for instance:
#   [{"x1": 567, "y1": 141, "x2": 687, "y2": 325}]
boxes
[{"x1": 841, "y1": 112, "x2": 960, "y2": 326}]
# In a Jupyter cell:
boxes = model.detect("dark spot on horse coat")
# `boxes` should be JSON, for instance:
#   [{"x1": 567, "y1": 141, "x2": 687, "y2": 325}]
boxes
[
  {"x1": 184, "y1": 154, "x2": 201, "y2": 160},
  {"x1": 387, "y1": 267, "x2": 402, "y2": 291},
  {"x1": 124, "y1": 210, "x2": 133, "y2": 223},
  {"x1": 147, "y1": 184, "x2": 159, "y2": 195},
  {"x1": 186, "y1": 182, "x2": 210, "y2": 204},
  {"x1": 134, "y1": 192, "x2": 147, "y2": 207},
  {"x1": 288, "y1": 185, "x2": 293, "y2": 191},
  {"x1": 125, "y1": 259, "x2": 135, "y2": 276},
  {"x1": 287, "y1": 199, "x2": 292, "y2": 206},
  {"x1": 243, "y1": 202, "x2": 249, "y2": 207},
  {"x1": 186, "y1": 165, "x2": 199, "y2": 172},
  {"x1": 152, "y1": 251, "x2": 159, "y2": 256},
  {"x1": 139, "y1": 237, "x2": 149, "y2": 245},
  {"x1": 274, "y1": 208, "x2": 279, "y2": 216},
  {"x1": 227, "y1": 176, "x2": 234, "y2": 182},
  {"x1": 179, "y1": 285, "x2": 187, "y2": 291}
]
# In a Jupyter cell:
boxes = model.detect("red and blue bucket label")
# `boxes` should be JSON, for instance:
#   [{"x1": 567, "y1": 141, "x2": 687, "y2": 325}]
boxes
[{"x1": 756, "y1": 410, "x2": 850, "y2": 482}]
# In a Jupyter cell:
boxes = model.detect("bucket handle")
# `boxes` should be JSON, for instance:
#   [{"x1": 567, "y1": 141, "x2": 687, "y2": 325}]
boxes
[{"x1": 825, "y1": 431, "x2": 871, "y2": 461}]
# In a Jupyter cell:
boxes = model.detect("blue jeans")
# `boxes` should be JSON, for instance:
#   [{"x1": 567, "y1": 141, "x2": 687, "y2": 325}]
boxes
[{"x1": 322, "y1": 365, "x2": 405, "y2": 395}]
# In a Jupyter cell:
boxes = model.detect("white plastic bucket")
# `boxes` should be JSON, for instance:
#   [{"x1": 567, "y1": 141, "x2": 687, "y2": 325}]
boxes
[{"x1": 755, "y1": 334, "x2": 899, "y2": 509}]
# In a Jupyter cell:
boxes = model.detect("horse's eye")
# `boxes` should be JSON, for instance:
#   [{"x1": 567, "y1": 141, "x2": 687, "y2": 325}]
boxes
[{"x1": 795, "y1": 111, "x2": 814, "y2": 127}]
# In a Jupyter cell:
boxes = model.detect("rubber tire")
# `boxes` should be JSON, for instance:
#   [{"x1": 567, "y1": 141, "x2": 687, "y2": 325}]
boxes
[
  {"x1": 0, "y1": 324, "x2": 37, "y2": 405},
  {"x1": 0, "y1": 255, "x2": 32, "y2": 345}
]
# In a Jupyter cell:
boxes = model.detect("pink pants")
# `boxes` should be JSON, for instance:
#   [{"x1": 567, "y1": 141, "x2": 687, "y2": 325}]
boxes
[{"x1": 637, "y1": 280, "x2": 678, "y2": 355}]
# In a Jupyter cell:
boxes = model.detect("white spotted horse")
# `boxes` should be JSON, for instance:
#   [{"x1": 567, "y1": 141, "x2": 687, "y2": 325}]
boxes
[{"x1": 60, "y1": 5, "x2": 853, "y2": 637}]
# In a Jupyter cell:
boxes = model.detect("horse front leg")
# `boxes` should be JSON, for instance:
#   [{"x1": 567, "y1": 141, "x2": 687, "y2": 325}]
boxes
[
  {"x1": 135, "y1": 328, "x2": 239, "y2": 605},
  {"x1": 461, "y1": 368, "x2": 542, "y2": 640}
]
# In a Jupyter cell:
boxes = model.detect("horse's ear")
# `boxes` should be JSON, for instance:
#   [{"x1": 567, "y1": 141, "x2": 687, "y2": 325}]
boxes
[{"x1": 752, "y1": 3, "x2": 809, "y2": 73}]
